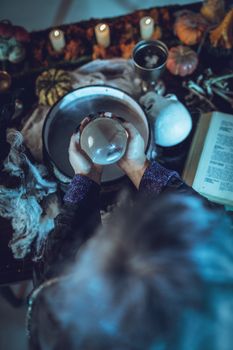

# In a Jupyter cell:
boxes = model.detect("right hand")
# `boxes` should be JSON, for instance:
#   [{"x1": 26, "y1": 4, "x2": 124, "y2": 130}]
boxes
[{"x1": 118, "y1": 122, "x2": 149, "y2": 188}]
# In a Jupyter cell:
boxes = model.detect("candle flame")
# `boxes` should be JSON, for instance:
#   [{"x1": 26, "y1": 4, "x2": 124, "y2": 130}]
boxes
[
  {"x1": 53, "y1": 29, "x2": 61, "y2": 37},
  {"x1": 99, "y1": 24, "x2": 107, "y2": 32},
  {"x1": 145, "y1": 18, "x2": 152, "y2": 25}
]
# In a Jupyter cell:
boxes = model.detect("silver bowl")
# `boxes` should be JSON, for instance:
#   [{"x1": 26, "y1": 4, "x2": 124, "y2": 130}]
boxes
[{"x1": 43, "y1": 85, "x2": 149, "y2": 185}]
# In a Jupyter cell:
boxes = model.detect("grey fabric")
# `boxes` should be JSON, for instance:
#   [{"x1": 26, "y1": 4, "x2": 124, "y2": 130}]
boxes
[{"x1": 0, "y1": 130, "x2": 58, "y2": 259}]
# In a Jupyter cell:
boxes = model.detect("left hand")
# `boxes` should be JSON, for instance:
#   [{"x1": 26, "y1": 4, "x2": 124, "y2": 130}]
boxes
[{"x1": 68, "y1": 117, "x2": 103, "y2": 184}]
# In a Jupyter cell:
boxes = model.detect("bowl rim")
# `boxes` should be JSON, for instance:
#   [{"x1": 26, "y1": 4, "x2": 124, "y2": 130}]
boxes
[{"x1": 42, "y1": 84, "x2": 151, "y2": 185}]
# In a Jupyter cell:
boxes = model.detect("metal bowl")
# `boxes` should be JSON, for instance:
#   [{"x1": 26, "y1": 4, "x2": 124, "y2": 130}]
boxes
[
  {"x1": 132, "y1": 40, "x2": 168, "y2": 82},
  {"x1": 43, "y1": 85, "x2": 149, "y2": 185}
]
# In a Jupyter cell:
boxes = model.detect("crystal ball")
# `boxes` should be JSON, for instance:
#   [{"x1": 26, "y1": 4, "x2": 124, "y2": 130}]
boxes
[{"x1": 80, "y1": 117, "x2": 128, "y2": 165}]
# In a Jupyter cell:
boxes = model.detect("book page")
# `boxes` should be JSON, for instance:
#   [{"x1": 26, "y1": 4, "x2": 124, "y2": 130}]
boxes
[{"x1": 193, "y1": 112, "x2": 233, "y2": 205}]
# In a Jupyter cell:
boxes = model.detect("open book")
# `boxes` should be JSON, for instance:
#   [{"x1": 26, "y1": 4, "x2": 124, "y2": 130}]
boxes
[{"x1": 183, "y1": 112, "x2": 233, "y2": 206}]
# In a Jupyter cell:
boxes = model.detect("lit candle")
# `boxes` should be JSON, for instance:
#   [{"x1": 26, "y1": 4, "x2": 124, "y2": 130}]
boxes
[
  {"x1": 140, "y1": 16, "x2": 154, "y2": 40},
  {"x1": 95, "y1": 23, "x2": 110, "y2": 48},
  {"x1": 49, "y1": 29, "x2": 65, "y2": 52}
]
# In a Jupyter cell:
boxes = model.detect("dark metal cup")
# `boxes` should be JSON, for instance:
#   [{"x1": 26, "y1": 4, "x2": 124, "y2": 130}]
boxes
[{"x1": 132, "y1": 40, "x2": 168, "y2": 83}]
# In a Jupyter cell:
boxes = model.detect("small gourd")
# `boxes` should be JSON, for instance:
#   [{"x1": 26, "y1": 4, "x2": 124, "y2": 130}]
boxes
[
  {"x1": 166, "y1": 45, "x2": 198, "y2": 77},
  {"x1": 36, "y1": 69, "x2": 73, "y2": 106}
]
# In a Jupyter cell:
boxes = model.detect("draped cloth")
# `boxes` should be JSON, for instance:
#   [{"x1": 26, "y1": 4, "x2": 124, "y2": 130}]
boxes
[{"x1": 0, "y1": 130, "x2": 59, "y2": 259}]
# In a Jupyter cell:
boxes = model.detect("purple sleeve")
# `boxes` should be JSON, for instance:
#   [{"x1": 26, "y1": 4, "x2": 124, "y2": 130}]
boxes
[
  {"x1": 64, "y1": 174, "x2": 100, "y2": 204},
  {"x1": 36, "y1": 174, "x2": 101, "y2": 283},
  {"x1": 139, "y1": 161, "x2": 180, "y2": 195}
]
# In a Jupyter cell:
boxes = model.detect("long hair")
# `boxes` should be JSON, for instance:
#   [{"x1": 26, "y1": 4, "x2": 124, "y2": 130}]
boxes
[{"x1": 29, "y1": 193, "x2": 233, "y2": 350}]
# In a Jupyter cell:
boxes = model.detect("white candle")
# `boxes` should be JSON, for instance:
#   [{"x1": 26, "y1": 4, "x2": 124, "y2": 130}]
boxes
[
  {"x1": 95, "y1": 23, "x2": 110, "y2": 48},
  {"x1": 49, "y1": 29, "x2": 65, "y2": 52},
  {"x1": 140, "y1": 16, "x2": 154, "y2": 40}
]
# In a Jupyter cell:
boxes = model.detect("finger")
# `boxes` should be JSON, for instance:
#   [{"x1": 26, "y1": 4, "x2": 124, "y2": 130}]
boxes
[
  {"x1": 122, "y1": 122, "x2": 139, "y2": 140},
  {"x1": 69, "y1": 134, "x2": 93, "y2": 167},
  {"x1": 69, "y1": 134, "x2": 76, "y2": 154},
  {"x1": 69, "y1": 133, "x2": 80, "y2": 154},
  {"x1": 80, "y1": 116, "x2": 91, "y2": 133},
  {"x1": 74, "y1": 132, "x2": 93, "y2": 161}
]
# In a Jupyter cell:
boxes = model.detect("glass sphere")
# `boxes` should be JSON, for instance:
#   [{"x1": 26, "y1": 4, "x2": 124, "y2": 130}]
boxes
[{"x1": 80, "y1": 117, "x2": 128, "y2": 165}]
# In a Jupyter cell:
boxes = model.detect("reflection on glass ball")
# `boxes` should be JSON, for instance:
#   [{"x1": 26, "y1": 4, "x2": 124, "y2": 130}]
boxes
[{"x1": 80, "y1": 117, "x2": 128, "y2": 165}]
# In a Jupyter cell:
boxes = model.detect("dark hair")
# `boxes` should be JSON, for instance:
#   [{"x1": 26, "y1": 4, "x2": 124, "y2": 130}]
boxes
[{"x1": 30, "y1": 193, "x2": 233, "y2": 350}]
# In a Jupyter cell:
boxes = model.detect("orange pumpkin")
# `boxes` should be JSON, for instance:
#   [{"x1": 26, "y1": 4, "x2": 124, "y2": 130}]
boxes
[{"x1": 174, "y1": 10, "x2": 209, "y2": 45}]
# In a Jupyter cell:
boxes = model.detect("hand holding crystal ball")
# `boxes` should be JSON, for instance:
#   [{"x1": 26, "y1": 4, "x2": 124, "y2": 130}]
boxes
[
  {"x1": 69, "y1": 114, "x2": 149, "y2": 187},
  {"x1": 80, "y1": 114, "x2": 128, "y2": 165}
]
